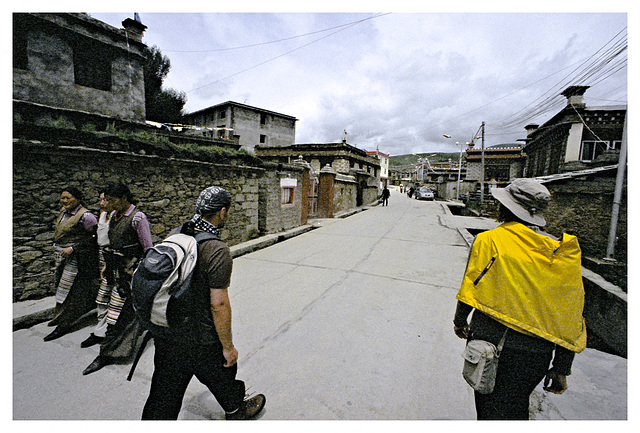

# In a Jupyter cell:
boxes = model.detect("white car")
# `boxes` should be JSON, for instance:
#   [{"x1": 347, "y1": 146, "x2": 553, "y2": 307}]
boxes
[{"x1": 414, "y1": 187, "x2": 435, "y2": 201}]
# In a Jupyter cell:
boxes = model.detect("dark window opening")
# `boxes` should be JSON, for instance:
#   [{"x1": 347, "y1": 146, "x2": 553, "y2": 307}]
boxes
[
  {"x1": 73, "y1": 39, "x2": 112, "y2": 91},
  {"x1": 13, "y1": 16, "x2": 28, "y2": 70},
  {"x1": 485, "y1": 164, "x2": 510, "y2": 182},
  {"x1": 260, "y1": 113, "x2": 267, "y2": 125},
  {"x1": 260, "y1": 134, "x2": 267, "y2": 144}
]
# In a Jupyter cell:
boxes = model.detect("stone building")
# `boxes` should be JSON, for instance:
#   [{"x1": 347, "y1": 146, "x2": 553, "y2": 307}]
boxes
[
  {"x1": 13, "y1": 13, "x2": 147, "y2": 126},
  {"x1": 522, "y1": 85, "x2": 626, "y2": 177},
  {"x1": 465, "y1": 143, "x2": 526, "y2": 189},
  {"x1": 255, "y1": 140, "x2": 381, "y2": 212},
  {"x1": 183, "y1": 101, "x2": 298, "y2": 153}
]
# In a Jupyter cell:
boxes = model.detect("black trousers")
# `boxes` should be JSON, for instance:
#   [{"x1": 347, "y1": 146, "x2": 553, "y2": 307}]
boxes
[
  {"x1": 142, "y1": 338, "x2": 245, "y2": 420},
  {"x1": 474, "y1": 348, "x2": 552, "y2": 420}
]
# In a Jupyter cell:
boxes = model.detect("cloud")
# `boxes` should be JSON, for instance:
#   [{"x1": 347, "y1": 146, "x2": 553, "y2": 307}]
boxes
[{"x1": 90, "y1": 11, "x2": 627, "y2": 156}]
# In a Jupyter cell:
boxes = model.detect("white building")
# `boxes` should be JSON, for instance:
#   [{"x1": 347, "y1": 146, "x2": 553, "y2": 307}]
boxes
[{"x1": 367, "y1": 149, "x2": 390, "y2": 188}]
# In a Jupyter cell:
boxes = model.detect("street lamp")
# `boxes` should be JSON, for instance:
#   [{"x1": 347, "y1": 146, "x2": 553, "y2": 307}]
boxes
[
  {"x1": 443, "y1": 135, "x2": 468, "y2": 200},
  {"x1": 412, "y1": 153, "x2": 436, "y2": 182}
]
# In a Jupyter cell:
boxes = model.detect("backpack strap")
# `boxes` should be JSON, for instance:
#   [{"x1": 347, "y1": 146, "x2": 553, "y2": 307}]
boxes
[
  {"x1": 194, "y1": 231, "x2": 220, "y2": 243},
  {"x1": 126, "y1": 330, "x2": 152, "y2": 381}
]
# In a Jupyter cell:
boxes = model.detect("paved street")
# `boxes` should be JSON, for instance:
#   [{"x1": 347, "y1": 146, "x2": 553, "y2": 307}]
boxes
[{"x1": 13, "y1": 189, "x2": 627, "y2": 420}]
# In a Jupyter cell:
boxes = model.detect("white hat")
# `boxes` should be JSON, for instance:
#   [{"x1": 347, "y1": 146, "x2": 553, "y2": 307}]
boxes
[{"x1": 491, "y1": 178, "x2": 550, "y2": 226}]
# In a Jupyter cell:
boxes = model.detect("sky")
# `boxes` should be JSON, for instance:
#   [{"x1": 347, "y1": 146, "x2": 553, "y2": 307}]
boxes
[{"x1": 87, "y1": 3, "x2": 628, "y2": 157}]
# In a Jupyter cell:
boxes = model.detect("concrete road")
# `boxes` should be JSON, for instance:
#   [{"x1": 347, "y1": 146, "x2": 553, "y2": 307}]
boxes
[{"x1": 13, "y1": 189, "x2": 626, "y2": 420}]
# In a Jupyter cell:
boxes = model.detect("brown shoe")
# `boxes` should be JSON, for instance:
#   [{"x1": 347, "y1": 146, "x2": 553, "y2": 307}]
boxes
[{"x1": 225, "y1": 394, "x2": 266, "y2": 420}]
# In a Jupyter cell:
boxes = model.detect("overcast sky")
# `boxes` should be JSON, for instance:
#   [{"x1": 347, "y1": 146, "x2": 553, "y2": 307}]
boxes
[{"x1": 89, "y1": 5, "x2": 628, "y2": 156}]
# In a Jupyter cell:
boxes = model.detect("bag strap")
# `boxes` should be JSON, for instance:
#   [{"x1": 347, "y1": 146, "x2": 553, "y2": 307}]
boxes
[
  {"x1": 195, "y1": 231, "x2": 220, "y2": 243},
  {"x1": 126, "y1": 330, "x2": 152, "y2": 381},
  {"x1": 496, "y1": 328, "x2": 508, "y2": 356}
]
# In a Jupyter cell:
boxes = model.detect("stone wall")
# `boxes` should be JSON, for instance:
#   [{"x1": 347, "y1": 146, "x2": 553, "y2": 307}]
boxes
[
  {"x1": 544, "y1": 176, "x2": 627, "y2": 263},
  {"x1": 334, "y1": 175, "x2": 357, "y2": 214},
  {"x1": 13, "y1": 140, "x2": 304, "y2": 302},
  {"x1": 544, "y1": 175, "x2": 627, "y2": 291},
  {"x1": 258, "y1": 163, "x2": 305, "y2": 234}
]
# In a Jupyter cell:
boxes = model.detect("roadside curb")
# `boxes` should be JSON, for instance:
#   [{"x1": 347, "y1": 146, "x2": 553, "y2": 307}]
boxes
[
  {"x1": 13, "y1": 202, "x2": 382, "y2": 331},
  {"x1": 13, "y1": 224, "x2": 317, "y2": 331}
]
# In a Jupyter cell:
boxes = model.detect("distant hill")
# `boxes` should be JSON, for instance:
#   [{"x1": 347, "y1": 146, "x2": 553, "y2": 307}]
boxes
[{"x1": 390, "y1": 153, "x2": 460, "y2": 167}]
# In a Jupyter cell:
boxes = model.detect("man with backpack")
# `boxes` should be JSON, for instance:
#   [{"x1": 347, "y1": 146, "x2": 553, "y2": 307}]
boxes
[{"x1": 140, "y1": 186, "x2": 266, "y2": 420}]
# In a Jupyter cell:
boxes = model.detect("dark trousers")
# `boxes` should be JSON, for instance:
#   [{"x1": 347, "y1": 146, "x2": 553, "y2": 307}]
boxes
[
  {"x1": 474, "y1": 348, "x2": 552, "y2": 420},
  {"x1": 142, "y1": 338, "x2": 245, "y2": 420}
]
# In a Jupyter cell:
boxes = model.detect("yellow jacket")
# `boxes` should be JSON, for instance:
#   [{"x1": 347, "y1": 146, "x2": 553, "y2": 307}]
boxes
[{"x1": 456, "y1": 222, "x2": 586, "y2": 353}]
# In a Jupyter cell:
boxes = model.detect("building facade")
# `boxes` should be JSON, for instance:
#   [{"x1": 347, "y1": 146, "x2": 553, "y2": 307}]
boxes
[
  {"x1": 465, "y1": 144, "x2": 526, "y2": 188},
  {"x1": 522, "y1": 86, "x2": 626, "y2": 177},
  {"x1": 13, "y1": 13, "x2": 147, "y2": 125},
  {"x1": 366, "y1": 149, "x2": 390, "y2": 188},
  {"x1": 255, "y1": 140, "x2": 381, "y2": 210},
  {"x1": 183, "y1": 101, "x2": 297, "y2": 153}
]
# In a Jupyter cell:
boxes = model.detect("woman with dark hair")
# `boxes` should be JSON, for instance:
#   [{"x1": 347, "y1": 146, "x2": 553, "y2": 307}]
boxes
[
  {"x1": 82, "y1": 182, "x2": 153, "y2": 375},
  {"x1": 44, "y1": 187, "x2": 99, "y2": 341}
]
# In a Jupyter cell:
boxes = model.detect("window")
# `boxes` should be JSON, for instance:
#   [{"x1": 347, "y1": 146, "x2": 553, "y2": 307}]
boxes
[
  {"x1": 73, "y1": 39, "x2": 112, "y2": 91},
  {"x1": 485, "y1": 165, "x2": 510, "y2": 181},
  {"x1": 13, "y1": 16, "x2": 28, "y2": 70},
  {"x1": 260, "y1": 134, "x2": 267, "y2": 144},
  {"x1": 219, "y1": 110, "x2": 226, "y2": 119},
  {"x1": 260, "y1": 113, "x2": 267, "y2": 125},
  {"x1": 580, "y1": 141, "x2": 609, "y2": 161},
  {"x1": 281, "y1": 178, "x2": 297, "y2": 208},
  {"x1": 281, "y1": 186, "x2": 295, "y2": 207}
]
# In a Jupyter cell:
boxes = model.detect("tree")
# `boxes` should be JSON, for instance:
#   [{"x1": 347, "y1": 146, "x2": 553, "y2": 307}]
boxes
[{"x1": 144, "y1": 45, "x2": 187, "y2": 123}]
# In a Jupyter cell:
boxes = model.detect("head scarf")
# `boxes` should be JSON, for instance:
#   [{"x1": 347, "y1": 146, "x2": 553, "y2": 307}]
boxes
[{"x1": 190, "y1": 186, "x2": 232, "y2": 235}]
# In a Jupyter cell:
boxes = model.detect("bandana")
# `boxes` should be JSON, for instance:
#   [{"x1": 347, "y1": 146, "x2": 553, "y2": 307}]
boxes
[
  {"x1": 190, "y1": 213, "x2": 221, "y2": 236},
  {"x1": 195, "y1": 186, "x2": 231, "y2": 214},
  {"x1": 189, "y1": 186, "x2": 231, "y2": 236}
]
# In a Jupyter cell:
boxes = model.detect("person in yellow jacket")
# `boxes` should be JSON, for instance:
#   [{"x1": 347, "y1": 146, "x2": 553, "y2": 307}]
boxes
[{"x1": 453, "y1": 178, "x2": 586, "y2": 420}]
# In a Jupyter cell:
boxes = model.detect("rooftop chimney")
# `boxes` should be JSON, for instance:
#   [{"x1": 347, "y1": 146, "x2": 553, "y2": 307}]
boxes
[
  {"x1": 122, "y1": 14, "x2": 147, "y2": 42},
  {"x1": 561, "y1": 85, "x2": 590, "y2": 108},
  {"x1": 524, "y1": 123, "x2": 539, "y2": 135}
]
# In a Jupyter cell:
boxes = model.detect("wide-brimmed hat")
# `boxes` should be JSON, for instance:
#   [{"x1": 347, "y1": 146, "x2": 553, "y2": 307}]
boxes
[{"x1": 491, "y1": 178, "x2": 550, "y2": 226}]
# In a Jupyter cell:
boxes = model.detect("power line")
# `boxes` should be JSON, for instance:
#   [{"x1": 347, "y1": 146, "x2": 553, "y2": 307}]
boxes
[
  {"x1": 494, "y1": 28, "x2": 627, "y2": 129},
  {"x1": 418, "y1": 56, "x2": 597, "y2": 134},
  {"x1": 165, "y1": 13, "x2": 390, "y2": 53},
  {"x1": 187, "y1": 13, "x2": 390, "y2": 93},
  {"x1": 419, "y1": 27, "x2": 627, "y2": 137}
]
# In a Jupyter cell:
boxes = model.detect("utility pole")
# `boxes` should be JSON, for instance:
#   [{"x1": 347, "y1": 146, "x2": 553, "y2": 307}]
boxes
[
  {"x1": 605, "y1": 113, "x2": 627, "y2": 260},
  {"x1": 480, "y1": 121, "x2": 485, "y2": 204}
]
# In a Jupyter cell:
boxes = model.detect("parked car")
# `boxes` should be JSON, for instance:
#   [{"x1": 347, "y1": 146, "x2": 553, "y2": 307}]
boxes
[{"x1": 414, "y1": 187, "x2": 435, "y2": 201}]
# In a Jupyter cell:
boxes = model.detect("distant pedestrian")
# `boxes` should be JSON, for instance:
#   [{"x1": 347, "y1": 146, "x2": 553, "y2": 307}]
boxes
[
  {"x1": 82, "y1": 182, "x2": 153, "y2": 375},
  {"x1": 141, "y1": 186, "x2": 266, "y2": 420},
  {"x1": 453, "y1": 178, "x2": 586, "y2": 420},
  {"x1": 408, "y1": 186, "x2": 414, "y2": 198},
  {"x1": 44, "y1": 187, "x2": 99, "y2": 342},
  {"x1": 381, "y1": 186, "x2": 390, "y2": 206}
]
